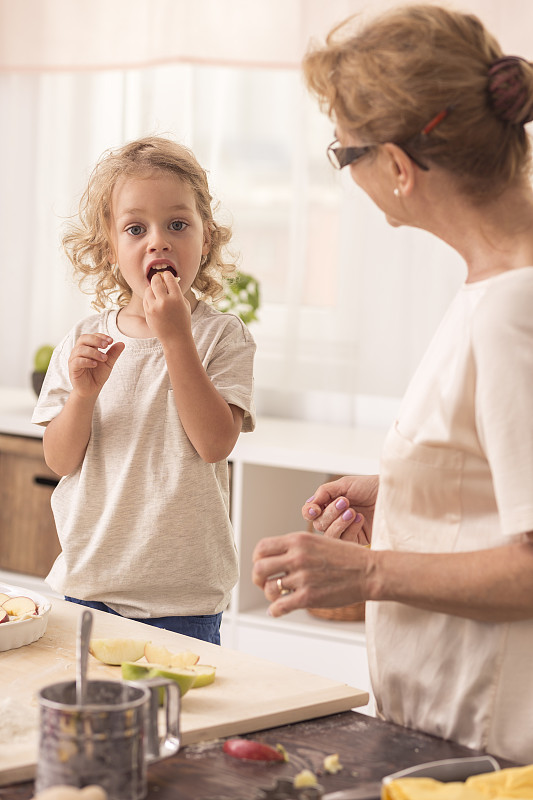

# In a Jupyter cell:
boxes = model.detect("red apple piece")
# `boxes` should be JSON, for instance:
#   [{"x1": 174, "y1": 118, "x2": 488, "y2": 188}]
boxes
[
  {"x1": 0, "y1": 593, "x2": 10, "y2": 604},
  {"x1": 0, "y1": 608, "x2": 8, "y2": 623},
  {"x1": 222, "y1": 739, "x2": 286, "y2": 762},
  {"x1": 2, "y1": 596, "x2": 37, "y2": 616}
]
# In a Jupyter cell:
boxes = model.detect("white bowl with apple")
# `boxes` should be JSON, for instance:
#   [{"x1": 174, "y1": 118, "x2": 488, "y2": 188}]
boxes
[{"x1": 0, "y1": 582, "x2": 51, "y2": 652}]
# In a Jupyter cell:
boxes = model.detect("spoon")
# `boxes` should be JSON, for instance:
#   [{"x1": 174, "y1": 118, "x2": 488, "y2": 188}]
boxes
[{"x1": 76, "y1": 609, "x2": 93, "y2": 706}]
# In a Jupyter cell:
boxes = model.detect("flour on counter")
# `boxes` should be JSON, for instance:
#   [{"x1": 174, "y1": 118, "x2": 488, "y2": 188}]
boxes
[{"x1": 0, "y1": 696, "x2": 38, "y2": 741}]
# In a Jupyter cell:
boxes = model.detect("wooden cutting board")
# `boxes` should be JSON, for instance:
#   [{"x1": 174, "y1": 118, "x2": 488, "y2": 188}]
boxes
[{"x1": 0, "y1": 598, "x2": 368, "y2": 786}]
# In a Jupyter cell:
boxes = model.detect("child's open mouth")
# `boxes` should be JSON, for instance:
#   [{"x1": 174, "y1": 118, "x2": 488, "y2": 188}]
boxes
[{"x1": 147, "y1": 264, "x2": 178, "y2": 282}]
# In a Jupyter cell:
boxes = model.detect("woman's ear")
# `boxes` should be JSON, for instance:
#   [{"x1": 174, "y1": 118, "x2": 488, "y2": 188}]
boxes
[{"x1": 382, "y1": 142, "x2": 417, "y2": 198}]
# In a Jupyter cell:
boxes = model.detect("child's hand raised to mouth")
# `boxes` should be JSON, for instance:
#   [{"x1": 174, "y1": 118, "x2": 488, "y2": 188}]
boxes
[{"x1": 143, "y1": 270, "x2": 193, "y2": 342}]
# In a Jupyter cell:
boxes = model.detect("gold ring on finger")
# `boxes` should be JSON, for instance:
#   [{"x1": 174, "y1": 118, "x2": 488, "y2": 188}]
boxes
[{"x1": 276, "y1": 577, "x2": 291, "y2": 596}]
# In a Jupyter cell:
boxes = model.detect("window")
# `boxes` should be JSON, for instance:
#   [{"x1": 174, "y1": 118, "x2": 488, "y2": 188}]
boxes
[{"x1": 1, "y1": 64, "x2": 463, "y2": 420}]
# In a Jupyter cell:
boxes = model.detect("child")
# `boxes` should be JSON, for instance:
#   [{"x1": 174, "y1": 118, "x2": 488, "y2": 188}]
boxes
[{"x1": 32, "y1": 136, "x2": 256, "y2": 645}]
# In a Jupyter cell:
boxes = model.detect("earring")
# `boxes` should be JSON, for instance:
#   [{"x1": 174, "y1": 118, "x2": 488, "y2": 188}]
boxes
[{"x1": 394, "y1": 188, "x2": 400, "y2": 197}]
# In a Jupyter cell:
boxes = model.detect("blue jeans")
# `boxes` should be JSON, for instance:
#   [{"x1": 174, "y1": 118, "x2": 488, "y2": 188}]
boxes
[{"x1": 64, "y1": 596, "x2": 222, "y2": 645}]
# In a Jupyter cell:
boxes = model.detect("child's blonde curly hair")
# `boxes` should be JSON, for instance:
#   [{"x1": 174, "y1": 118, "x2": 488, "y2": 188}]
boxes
[{"x1": 63, "y1": 136, "x2": 237, "y2": 310}]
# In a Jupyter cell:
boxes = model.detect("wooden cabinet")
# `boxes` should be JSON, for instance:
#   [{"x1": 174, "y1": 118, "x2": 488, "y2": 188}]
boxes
[{"x1": 0, "y1": 434, "x2": 60, "y2": 577}]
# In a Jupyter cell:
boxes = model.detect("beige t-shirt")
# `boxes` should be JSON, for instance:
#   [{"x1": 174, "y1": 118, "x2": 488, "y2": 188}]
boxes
[
  {"x1": 32, "y1": 302, "x2": 256, "y2": 617},
  {"x1": 366, "y1": 268, "x2": 533, "y2": 764}
]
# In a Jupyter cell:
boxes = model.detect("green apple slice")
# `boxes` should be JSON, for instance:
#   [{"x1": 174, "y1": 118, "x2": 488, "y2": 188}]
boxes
[
  {"x1": 147, "y1": 665, "x2": 197, "y2": 697},
  {"x1": 190, "y1": 664, "x2": 216, "y2": 688},
  {"x1": 121, "y1": 661, "x2": 152, "y2": 681}
]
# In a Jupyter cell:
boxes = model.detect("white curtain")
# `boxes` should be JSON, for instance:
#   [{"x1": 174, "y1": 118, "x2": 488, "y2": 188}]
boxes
[{"x1": 1, "y1": 0, "x2": 531, "y2": 424}]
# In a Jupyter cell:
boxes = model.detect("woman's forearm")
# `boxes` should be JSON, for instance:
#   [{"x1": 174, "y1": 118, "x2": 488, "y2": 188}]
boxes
[
  {"x1": 253, "y1": 531, "x2": 533, "y2": 622},
  {"x1": 368, "y1": 537, "x2": 533, "y2": 621}
]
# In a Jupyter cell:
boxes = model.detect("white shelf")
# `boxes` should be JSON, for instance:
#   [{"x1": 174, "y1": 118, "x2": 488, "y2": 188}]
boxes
[
  {"x1": 230, "y1": 415, "x2": 386, "y2": 475},
  {"x1": 236, "y1": 606, "x2": 366, "y2": 644},
  {"x1": 225, "y1": 416, "x2": 385, "y2": 696}
]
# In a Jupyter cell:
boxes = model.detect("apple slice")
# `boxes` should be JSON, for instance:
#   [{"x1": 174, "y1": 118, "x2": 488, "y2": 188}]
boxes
[
  {"x1": 122, "y1": 662, "x2": 195, "y2": 704},
  {"x1": 88, "y1": 638, "x2": 150, "y2": 665},
  {"x1": 144, "y1": 642, "x2": 200, "y2": 667},
  {"x1": 144, "y1": 642, "x2": 172, "y2": 665},
  {"x1": 146, "y1": 665, "x2": 197, "y2": 697},
  {"x1": 121, "y1": 661, "x2": 152, "y2": 681},
  {"x1": 170, "y1": 649, "x2": 200, "y2": 668},
  {"x1": 0, "y1": 593, "x2": 10, "y2": 604},
  {"x1": 222, "y1": 739, "x2": 286, "y2": 762},
  {"x1": 190, "y1": 664, "x2": 216, "y2": 688},
  {"x1": 0, "y1": 608, "x2": 8, "y2": 624},
  {"x1": 2, "y1": 596, "x2": 37, "y2": 616}
]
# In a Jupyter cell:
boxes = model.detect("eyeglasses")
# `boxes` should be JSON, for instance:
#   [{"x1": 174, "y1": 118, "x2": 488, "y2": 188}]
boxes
[
  {"x1": 326, "y1": 106, "x2": 453, "y2": 173},
  {"x1": 327, "y1": 141, "x2": 374, "y2": 170},
  {"x1": 327, "y1": 139, "x2": 429, "y2": 171}
]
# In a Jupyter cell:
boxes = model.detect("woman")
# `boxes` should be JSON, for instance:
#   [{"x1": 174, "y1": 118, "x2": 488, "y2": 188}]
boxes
[{"x1": 252, "y1": 5, "x2": 533, "y2": 764}]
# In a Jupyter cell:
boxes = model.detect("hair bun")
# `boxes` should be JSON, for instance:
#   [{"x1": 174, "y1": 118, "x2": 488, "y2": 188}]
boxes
[{"x1": 488, "y1": 56, "x2": 533, "y2": 125}]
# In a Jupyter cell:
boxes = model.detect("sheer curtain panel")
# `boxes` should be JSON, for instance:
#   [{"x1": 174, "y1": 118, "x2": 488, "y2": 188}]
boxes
[{"x1": 1, "y1": 0, "x2": 531, "y2": 423}]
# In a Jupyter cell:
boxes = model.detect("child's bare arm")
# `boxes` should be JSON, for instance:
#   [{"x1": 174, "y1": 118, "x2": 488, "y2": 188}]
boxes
[
  {"x1": 164, "y1": 337, "x2": 244, "y2": 462},
  {"x1": 43, "y1": 334, "x2": 125, "y2": 476},
  {"x1": 144, "y1": 274, "x2": 244, "y2": 462}
]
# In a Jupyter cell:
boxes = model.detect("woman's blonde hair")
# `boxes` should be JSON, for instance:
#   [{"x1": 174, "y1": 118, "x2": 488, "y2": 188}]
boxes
[
  {"x1": 303, "y1": 4, "x2": 533, "y2": 200},
  {"x1": 63, "y1": 136, "x2": 236, "y2": 309}
]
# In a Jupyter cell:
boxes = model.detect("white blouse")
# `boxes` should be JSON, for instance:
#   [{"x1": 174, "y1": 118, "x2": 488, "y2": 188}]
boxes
[{"x1": 366, "y1": 268, "x2": 533, "y2": 764}]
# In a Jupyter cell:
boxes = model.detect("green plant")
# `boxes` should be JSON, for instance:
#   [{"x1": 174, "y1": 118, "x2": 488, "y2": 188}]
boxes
[
  {"x1": 34, "y1": 344, "x2": 55, "y2": 373},
  {"x1": 217, "y1": 271, "x2": 260, "y2": 325}
]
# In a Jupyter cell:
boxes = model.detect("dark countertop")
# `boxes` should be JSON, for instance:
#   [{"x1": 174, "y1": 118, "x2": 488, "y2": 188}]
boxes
[{"x1": 2, "y1": 710, "x2": 516, "y2": 800}]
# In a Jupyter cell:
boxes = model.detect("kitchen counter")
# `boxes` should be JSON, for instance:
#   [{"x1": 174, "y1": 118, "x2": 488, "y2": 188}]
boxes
[
  {"x1": 0, "y1": 387, "x2": 42, "y2": 438},
  {"x1": 2, "y1": 710, "x2": 517, "y2": 800},
  {"x1": 0, "y1": 598, "x2": 367, "y2": 788}
]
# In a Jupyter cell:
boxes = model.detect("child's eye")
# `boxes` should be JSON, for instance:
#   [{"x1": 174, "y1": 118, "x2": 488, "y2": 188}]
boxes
[
  {"x1": 126, "y1": 224, "x2": 144, "y2": 236},
  {"x1": 170, "y1": 220, "x2": 187, "y2": 231}
]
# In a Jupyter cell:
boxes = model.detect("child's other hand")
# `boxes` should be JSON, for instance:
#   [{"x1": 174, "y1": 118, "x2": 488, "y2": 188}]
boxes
[
  {"x1": 143, "y1": 272, "x2": 191, "y2": 342},
  {"x1": 68, "y1": 334, "x2": 125, "y2": 397}
]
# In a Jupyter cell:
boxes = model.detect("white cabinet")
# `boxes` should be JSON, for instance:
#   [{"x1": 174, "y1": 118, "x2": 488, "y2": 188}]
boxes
[{"x1": 223, "y1": 417, "x2": 386, "y2": 705}]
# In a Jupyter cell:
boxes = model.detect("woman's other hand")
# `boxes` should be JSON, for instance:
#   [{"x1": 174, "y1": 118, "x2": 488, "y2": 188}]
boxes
[{"x1": 302, "y1": 474, "x2": 379, "y2": 545}]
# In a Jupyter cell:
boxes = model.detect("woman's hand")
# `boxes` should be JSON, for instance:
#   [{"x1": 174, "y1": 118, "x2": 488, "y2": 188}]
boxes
[
  {"x1": 302, "y1": 474, "x2": 379, "y2": 544},
  {"x1": 252, "y1": 531, "x2": 371, "y2": 617},
  {"x1": 68, "y1": 334, "x2": 125, "y2": 398}
]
